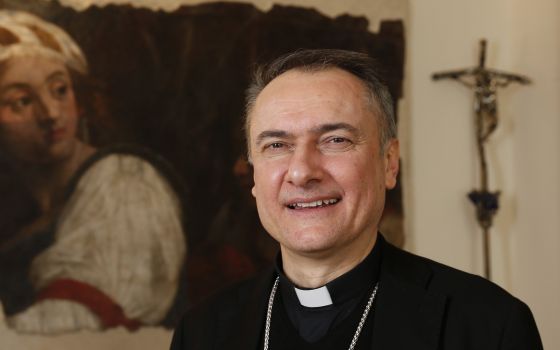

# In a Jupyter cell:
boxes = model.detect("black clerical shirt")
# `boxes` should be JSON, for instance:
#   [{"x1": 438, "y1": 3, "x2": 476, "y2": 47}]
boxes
[{"x1": 274, "y1": 238, "x2": 382, "y2": 343}]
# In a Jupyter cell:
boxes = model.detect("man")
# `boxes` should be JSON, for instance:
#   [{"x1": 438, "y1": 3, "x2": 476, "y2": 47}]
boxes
[{"x1": 171, "y1": 49, "x2": 542, "y2": 349}]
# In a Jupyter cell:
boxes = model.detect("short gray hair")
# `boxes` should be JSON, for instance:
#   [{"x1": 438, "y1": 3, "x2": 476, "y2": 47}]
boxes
[{"x1": 245, "y1": 49, "x2": 396, "y2": 154}]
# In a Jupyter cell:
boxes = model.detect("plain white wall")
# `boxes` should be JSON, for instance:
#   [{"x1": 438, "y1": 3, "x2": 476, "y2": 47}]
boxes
[{"x1": 407, "y1": 0, "x2": 560, "y2": 349}]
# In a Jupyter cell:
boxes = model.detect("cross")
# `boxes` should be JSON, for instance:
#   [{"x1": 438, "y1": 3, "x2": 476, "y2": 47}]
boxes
[{"x1": 432, "y1": 39, "x2": 530, "y2": 280}]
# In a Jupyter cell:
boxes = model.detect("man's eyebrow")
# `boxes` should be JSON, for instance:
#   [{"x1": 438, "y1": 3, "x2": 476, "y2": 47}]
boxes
[
  {"x1": 255, "y1": 130, "x2": 292, "y2": 146},
  {"x1": 311, "y1": 122, "x2": 360, "y2": 135}
]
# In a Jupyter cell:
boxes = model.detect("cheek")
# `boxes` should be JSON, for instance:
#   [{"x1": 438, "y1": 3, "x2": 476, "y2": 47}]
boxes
[
  {"x1": 328, "y1": 156, "x2": 368, "y2": 187},
  {"x1": 252, "y1": 165, "x2": 268, "y2": 201},
  {"x1": 0, "y1": 120, "x2": 37, "y2": 142},
  {"x1": 329, "y1": 156, "x2": 383, "y2": 202},
  {"x1": 253, "y1": 161, "x2": 286, "y2": 193}
]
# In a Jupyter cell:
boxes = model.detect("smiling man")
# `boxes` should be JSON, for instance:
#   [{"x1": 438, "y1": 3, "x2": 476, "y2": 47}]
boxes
[{"x1": 170, "y1": 49, "x2": 542, "y2": 350}]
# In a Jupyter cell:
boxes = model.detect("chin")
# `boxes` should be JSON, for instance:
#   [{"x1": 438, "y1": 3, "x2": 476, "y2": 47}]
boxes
[{"x1": 281, "y1": 230, "x2": 340, "y2": 255}]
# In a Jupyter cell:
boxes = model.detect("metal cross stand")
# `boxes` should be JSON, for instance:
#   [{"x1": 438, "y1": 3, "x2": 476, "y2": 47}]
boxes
[{"x1": 431, "y1": 39, "x2": 530, "y2": 280}]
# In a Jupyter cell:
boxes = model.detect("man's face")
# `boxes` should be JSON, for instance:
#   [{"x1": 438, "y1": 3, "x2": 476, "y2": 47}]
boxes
[{"x1": 249, "y1": 68, "x2": 399, "y2": 259}]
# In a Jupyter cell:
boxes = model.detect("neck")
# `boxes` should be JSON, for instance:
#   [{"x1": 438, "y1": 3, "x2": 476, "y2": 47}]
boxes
[
  {"x1": 23, "y1": 142, "x2": 95, "y2": 213},
  {"x1": 281, "y1": 232, "x2": 378, "y2": 288}
]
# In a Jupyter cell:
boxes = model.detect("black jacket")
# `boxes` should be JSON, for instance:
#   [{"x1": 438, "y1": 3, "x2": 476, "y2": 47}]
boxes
[{"x1": 170, "y1": 239, "x2": 543, "y2": 349}]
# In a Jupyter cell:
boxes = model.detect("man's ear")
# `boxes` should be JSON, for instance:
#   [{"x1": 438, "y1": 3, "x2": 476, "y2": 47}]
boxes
[
  {"x1": 250, "y1": 154, "x2": 257, "y2": 198},
  {"x1": 384, "y1": 139, "x2": 400, "y2": 189}
]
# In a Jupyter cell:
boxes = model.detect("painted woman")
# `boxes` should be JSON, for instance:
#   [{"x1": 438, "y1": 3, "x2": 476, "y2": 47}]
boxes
[{"x1": 0, "y1": 10, "x2": 187, "y2": 334}]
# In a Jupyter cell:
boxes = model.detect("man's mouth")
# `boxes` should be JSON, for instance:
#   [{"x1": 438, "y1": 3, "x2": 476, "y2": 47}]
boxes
[{"x1": 287, "y1": 198, "x2": 340, "y2": 210}]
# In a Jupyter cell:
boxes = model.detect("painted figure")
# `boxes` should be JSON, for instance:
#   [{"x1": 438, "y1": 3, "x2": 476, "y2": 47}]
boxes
[{"x1": 0, "y1": 10, "x2": 186, "y2": 334}]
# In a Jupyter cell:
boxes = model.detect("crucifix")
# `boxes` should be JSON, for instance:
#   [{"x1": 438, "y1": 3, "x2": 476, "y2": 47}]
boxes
[{"x1": 431, "y1": 39, "x2": 531, "y2": 280}]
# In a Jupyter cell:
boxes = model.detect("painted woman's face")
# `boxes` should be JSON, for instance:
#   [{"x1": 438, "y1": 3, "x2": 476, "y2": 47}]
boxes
[{"x1": 0, "y1": 56, "x2": 80, "y2": 165}]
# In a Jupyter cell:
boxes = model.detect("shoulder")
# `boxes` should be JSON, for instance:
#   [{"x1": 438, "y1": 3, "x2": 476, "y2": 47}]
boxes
[
  {"x1": 182, "y1": 270, "x2": 271, "y2": 325},
  {"x1": 66, "y1": 144, "x2": 186, "y2": 200},
  {"x1": 171, "y1": 269, "x2": 274, "y2": 349},
  {"x1": 383, "y1": 241, "x2": 517, "y2": 307},
  {"x1": 57, "y1": 145, "x2": 188, "y2": 234},
  {"x1": 381, "y1": 240, "x2": 542, "y2": 348},
  {"x1": 72, "y1": 145, "x2": 169, "y2": 182}
]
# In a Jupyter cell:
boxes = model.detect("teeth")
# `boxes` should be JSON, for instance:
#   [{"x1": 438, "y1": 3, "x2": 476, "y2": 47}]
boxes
[{"x1": 289, "y1": 198, "x2": 339, "y2": 209}]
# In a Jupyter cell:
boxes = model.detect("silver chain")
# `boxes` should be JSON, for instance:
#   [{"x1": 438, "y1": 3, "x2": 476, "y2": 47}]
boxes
[
  {"x1": 263, "y1": 276, "x2": 379, "y2": 350},
  {"x1": 263, "y1": 277, "x2": 280, "y2": 350}
]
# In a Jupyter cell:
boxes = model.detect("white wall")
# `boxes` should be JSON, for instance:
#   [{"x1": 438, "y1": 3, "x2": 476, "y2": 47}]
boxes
[{"x1": 407, "y1": 0, "x2": 560, "y2": 348}]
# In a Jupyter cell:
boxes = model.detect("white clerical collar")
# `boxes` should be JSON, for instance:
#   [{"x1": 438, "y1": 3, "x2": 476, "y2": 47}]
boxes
[{"x1": 294, "y1": 285, "x2": 333, "y2": 307}]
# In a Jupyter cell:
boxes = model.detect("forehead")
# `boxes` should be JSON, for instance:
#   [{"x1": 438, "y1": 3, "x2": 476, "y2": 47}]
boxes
[
  {"x1": 249, "y1": 68, "x2": 374, "y2": 136},
  {"x1": 0, "y1": 55, "x2": 68, "y2": 87}
]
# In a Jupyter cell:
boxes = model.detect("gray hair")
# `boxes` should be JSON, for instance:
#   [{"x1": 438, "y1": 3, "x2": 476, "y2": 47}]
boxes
[{"x1": 244, "y1": 49, "x2": 397, "y2": 154}]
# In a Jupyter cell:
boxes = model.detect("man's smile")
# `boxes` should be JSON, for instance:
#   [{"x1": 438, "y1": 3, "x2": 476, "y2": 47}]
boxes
[{"x1": 286, "y1": 198, "x2": 340, "y2": 210}]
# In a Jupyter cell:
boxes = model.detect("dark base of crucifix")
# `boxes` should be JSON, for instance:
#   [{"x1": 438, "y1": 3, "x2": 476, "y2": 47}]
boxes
[{"x1": 468, "y1": 190, "x2": 500, "y2": 279}]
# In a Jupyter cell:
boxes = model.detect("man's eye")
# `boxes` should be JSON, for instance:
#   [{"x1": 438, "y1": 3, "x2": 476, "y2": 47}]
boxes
[
  {"x1": 261, "y1": 142, "x2": 291, "y2": 156},
  {"x1": 322, "y1": 136, "x2": 353, "y2": 151},
  {"x1": 262, "y1": 142, "x2": 286, "y2": 151},
  {"x1": 326, "y1": 136, "x2": 352, "y2": 145}
]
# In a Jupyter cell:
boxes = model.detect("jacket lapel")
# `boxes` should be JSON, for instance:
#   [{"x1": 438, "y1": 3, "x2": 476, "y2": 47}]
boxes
[{"x1": 372, "y1": 241, "x2": 447, "y2": 350}]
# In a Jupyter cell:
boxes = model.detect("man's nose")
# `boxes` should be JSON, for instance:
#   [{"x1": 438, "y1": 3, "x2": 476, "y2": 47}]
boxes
[{"x1": 285, "y1": 145, "x2": 324, "y2": 187}]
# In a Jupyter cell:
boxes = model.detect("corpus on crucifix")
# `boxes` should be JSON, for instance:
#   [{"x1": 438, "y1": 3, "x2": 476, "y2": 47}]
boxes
[{"x1": 432, "y1": 39, "x2": 530, "y2": 280}]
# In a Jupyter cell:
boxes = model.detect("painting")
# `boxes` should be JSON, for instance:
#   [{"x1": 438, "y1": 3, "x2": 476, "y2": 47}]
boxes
[{"x1": 0, "y1": 0, "x2": 405, "y2": 334}]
